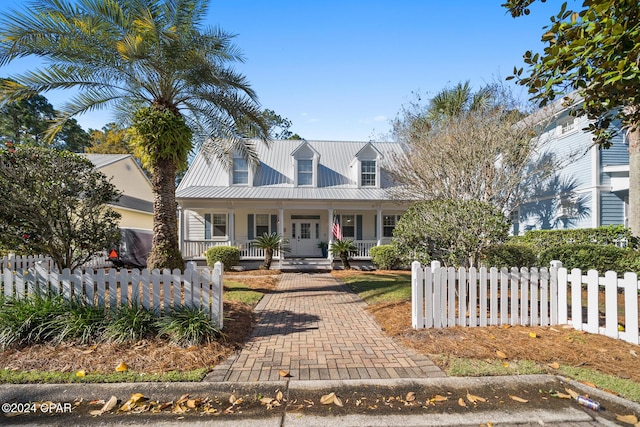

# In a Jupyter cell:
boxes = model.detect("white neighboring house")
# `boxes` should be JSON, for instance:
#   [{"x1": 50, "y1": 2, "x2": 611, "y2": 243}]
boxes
[
  {"x1": 84, "y1": 154, "x2": 154, "y2": 267},
  {"x1": 176, "y1": 140, "x2": 409, "y2": 262}
]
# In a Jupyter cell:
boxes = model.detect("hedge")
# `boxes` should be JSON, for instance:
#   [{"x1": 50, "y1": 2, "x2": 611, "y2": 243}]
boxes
[
  {"x1": 481, "y1": 243, "x2": 537, "y2": 269},
  {"x1": 369, "y1": 245, "x2": 402, "y2": 270},
  {"x1": 205, "y1": 246, "x2": 240, "y2": 270}
]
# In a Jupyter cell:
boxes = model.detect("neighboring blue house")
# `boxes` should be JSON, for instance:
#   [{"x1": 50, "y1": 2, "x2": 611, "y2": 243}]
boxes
[
  {"x1": 176, "y1": 140, "x2": 409, "y2": 263},
  {"x1": 514, "y1": 97, "x2": 629, "y2": 234}
]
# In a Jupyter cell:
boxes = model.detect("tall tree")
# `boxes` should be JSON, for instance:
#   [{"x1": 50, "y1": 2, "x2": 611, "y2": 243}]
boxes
[
  {"x1": 503, "y1": 0, "x2": 640, "y2": 234},
  {"x1": 238, "y1": 108, "x2": 297, "y2": 140},
  {"x1": 87, "y1": 123, "x2": 132, "y2": 155},
  {"x1": 0, "y1": 0, "x2": 269, "y2": 270},
  {"x1": 389, "y1": 83, "x2": 555, "y2": 213}
]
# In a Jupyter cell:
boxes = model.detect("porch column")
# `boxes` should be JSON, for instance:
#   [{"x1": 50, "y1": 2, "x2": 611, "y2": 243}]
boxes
[
  {"x1": 376, "y1": 208, "x2": 383, "y2": 246},
  {"x1": 328, "y1": 208, "x2": 334, "y2": 261},
  {"x1": 278, "y1": 208, "x2": 284, "y2": 265},
  {"x1": 228, "y1": 208, "x2": 235, "y2": 244},
  {"x1": 178, "y1": 205, "x2": 184, "y2": 254}
]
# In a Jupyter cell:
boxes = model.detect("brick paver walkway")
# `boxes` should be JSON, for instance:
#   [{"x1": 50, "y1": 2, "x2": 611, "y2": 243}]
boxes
[{"x1": 207, "y1": 272, "x2": 444, "y2": 382}]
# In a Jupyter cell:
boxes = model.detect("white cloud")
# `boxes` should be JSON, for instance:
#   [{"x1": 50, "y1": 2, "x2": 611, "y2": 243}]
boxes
[{"x1": 374, "y1": 115, "x2": 387, "y2": 122}]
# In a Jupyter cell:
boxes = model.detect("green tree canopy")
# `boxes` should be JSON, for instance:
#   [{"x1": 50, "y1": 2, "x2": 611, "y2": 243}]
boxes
[
  {"x1": 87, "y1": 123, "x2": 132, "y2": 155},
  {"x1": 0, "y1": 145, "x2": 121, "y2": 270},
  {"x1": 0, "y1": 0, "x2": 270, "y2": 270},
  {"x1": 393, "y1": 200, "x2": 509, "y2": 268}
]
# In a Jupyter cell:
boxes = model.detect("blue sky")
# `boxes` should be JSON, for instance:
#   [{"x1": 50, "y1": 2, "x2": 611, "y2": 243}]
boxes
[{"x1": 0, "y1": 0, "x2": 562, "y2": 141}]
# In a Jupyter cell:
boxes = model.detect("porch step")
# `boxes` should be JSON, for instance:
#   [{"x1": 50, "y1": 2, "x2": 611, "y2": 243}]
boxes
[{"x1": 279, "y1": 258, "x2": 333, "y2": 272}]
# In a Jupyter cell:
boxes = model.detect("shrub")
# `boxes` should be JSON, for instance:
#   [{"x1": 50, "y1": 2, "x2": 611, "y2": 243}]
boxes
[
  {"x1": 102, "y1": 303, "x2": 156, "y2": 344},
  {"x1": 156, "y1": 308, "x2": 221, "y2": 347},
  {"x1": 370, "y1": 245, "x2": 402, "y2": 270},
  {"x1": 205, "y1": 246, "x2": 240, "y2": 270},
  {"x1": 481, "y1": 243, "x2": 537, "y2": 268},
  {"x1": 538, "y1": 244, "x2": 640, "y2": 273},
  {"x1": 330, "y1": 239, "x2": 358, "y2": 270}
]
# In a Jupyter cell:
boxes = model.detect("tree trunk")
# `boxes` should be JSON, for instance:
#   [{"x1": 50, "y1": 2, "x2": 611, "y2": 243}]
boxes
[
  {"x1": 628, "y1": 125, "x2": 640, "y2": 238},
  {"x1": 263, "y1": 248, "x2": 273, "y2": 270},
  {"x1": 146, "y1": 157, "x2": 184, "y2": 270}
]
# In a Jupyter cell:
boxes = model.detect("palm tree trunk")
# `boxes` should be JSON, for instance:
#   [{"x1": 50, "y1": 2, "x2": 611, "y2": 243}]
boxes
[
  {"x1": 146, "y1": 157, "x2": 184, "y2": 270},
  {"x1": 628, "y1": 125, "x2": 640, "y2": 237}
]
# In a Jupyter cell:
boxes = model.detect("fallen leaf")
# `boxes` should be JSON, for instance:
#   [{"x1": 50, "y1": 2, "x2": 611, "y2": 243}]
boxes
[
  {"x1": 276, "y1": 390, "x2": 284, "y2": 402},
  {"x1": 76, "y1": 370, "x2": 86, "y2": 378},
  {"x1": 260, "y1": 397, "x2": 275, "y2": 405},
  {"x1": 229, "y1": 394, "x2": 236, "y2": 404},
  {"x1": 89, "y1": 395, "x2": 118, "y2": 416},
  {"x1": 333, "y1": 396, "x2": 343, "y2": 407},
  {"x1": 458, "y1": 397, "x2": 467, "y2": 407},
  {"x1": 496, "y1": 350, "x2": 507, "y2": 359},
  {"x1": 320, "y1": 392, "x2": 337, "y2": 405},
  {"x1": 509, "y1": 395, "x2": 528, "y2": 403},
  {"x1": 119, "y1": 393, "x2": 144, "y2": 412},
  {"x1": 631, "y1": 350, "x2": 638, "y2": 358},
  {"x1": 529, "y1": 332, "x2": 537, "y2": 338},
  {"x1": 279, "y1": 369, "x2": 291, "y2": 378},
  {"x1": 579, "y1": 380, "x2": 597, "y2": 389},
  {"x1": 433, "y1": 394, "x2": 448, "y2": 402},
  {"x1": 565, "y1": 388, "x2": 579, "y2": 399},
  {"x1": 186, "y1": 399, "x2": 197, "y2": 409},
  {"x1": 554, "y1": 392, "x2": 572, "y2": 399},
  {"x1": 615, "y1": 414, "x2": 639, "y2": 425},
  {"x1": 115, "y1": 362, "x2": 128, "y2": 372},
  {"x1": 548, "y1": 362, "x2": 560, "y2": 369},
  {"x1": 467, "y1": 393, "x2": 487, "y2": 404},
  {"x1": 405, "y1": 392, "x2": 416, "y2": 402}
]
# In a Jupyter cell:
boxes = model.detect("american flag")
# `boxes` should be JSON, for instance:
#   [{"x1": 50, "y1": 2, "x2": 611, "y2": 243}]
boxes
[{"x1": 332, "y1": 217, "x2": 342, "y2": 240}]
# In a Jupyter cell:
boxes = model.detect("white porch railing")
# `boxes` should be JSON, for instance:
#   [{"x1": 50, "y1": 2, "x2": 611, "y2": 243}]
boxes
[
  {"x1": 352, "y1": 240, "x2": 377, "y2": 259},
  {"x1": 183, "y1": 240, "x2": 281, "y2": 260},
  {"x1": 411, "y1": 260, "x2": 640, "y2": 345}
]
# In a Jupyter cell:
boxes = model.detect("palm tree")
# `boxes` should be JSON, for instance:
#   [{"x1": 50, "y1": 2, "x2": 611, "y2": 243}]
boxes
[
  {"x1": 252, "y1": 232, "x2": 287, "y2": 270},
  {"x1": 426, "y1": 81, "x2": 493, "y2": 123},
  {"x1": 330, "y1": 239, "x2": 358, "y2": 270},
  {"x1": 0, "y1": 0, "x2": 269, "y2": 270}
]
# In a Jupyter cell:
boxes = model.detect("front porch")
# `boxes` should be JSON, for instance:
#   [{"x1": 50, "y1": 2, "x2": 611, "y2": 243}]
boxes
[{"x1": 178, "y1": 203, "x2": 405, "y2": 261}]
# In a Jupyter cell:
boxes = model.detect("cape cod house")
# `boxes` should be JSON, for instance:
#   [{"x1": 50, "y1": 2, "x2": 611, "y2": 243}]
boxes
[
  {"x1": 176, "y1": 140, "x2": 409, "y2": 265},
  {"x1": 513, "y1": 97, "x2": 629, "y2": 234}
]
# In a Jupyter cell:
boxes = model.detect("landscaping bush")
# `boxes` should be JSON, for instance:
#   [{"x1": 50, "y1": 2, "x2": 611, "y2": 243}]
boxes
[
  {"x1": 156, "y1": 308, "x2": 221, "y2": 347},
  {"x1": 102, "y1": 303, "x2": 156, "y2": 344},
  {"x1": 370, "y1": 245, "x2": 402, "y2": 270},
  {"x1": 205, "y1": 246, "x2": 240, "y2": 270},
  {"x1": 538, "y1": 243, "x2": 640, "y2": 273},
  {"x1": 481, "y1": 243, "x2": 537, "y2": 269}
]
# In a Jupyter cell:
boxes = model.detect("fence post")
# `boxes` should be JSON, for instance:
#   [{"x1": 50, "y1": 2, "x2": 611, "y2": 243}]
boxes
[
  {"x1": 411, "y1": 261, "x2": 424, "y2": 329},
  {"x1": 214, "y1": 261, "x2": 224, "y2": 329},
  {"x1": 623, "y1": 272, "x2": 639, "y2": 345}
]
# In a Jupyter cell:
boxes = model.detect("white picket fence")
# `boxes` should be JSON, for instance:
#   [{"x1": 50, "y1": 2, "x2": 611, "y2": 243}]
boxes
[
  {"x1": 0, "y1": 253, "x2": 112, "y2": 271},
  {"x1": 0, "y1": 263, "x2": 224, "y2": 327},
  {"x1": 411, "y1": 260, "x2": 640, "y2": 345}
]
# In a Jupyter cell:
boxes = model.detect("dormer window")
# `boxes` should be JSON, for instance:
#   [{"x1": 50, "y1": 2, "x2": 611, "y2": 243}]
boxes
[
  {"x1": 361, "y1": 160, "x2": 376, "y2": 187},
  {"x1": 232, "y1": 158, "x2": 249, "y2": 185},
  {"x1": 297, "y1": 159, "x2": 313, "y2": 186}
]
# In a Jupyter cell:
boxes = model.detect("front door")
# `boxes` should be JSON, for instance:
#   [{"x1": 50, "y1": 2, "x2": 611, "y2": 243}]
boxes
[{"x1": 290, "y1": 220, "x2": 321, "y2": 257}]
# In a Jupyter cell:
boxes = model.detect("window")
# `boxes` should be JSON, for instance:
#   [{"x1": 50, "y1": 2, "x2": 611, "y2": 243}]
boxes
[
  {"x1": 361, "y1": 160, "x2": 376, "y2": 187},
  {"x1": 341, "y1": 215, "x2": 355, "y2": 238},
  {"x1": 232, "y1": 158, "x2": 248, "y2": 185},
  {"x1": 298, "y1": 159, "x2": 313, "y2": 186},
  {"x1": 559, "y1": 117, "x2": 575, "y2": 134},
  {"x1": 383, "y1": 215, "x2": 399, "y2": 237},
  {"x1": 256, "y1": 214, "x2": 269, "y2": 237},
  {"x1": 205, "y1": 213, "x2": 227, "y2": 239}
]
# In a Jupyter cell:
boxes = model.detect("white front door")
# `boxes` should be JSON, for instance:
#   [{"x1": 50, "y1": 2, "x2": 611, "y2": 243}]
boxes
[{"x1": 290, "y1": 220, "x2": 321, "y2": 257}]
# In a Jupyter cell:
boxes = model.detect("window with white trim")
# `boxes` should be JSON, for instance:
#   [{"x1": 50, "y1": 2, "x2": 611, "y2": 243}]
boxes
[
  {"x1": 232, "y1": 158, "x2": 248, "y2": 185},
  {"x1": 383, "y1": 215, "x2": 400, "y2": 237},
  {"x1": 361, "y1": 160, "x2": 376, "y2": 187},
  {"x1": 341, "y1": 215, "x2": 355, "y2": 238},
  {"x1": 204, "y1": 213, "x2": 227, "y2": 239},
  {"x1": 298, "y1": 159, "x2": 313, "y2": 186}
]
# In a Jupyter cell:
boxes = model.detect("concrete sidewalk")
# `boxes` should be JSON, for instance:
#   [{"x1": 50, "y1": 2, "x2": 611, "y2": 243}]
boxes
[{"x1": 207, "y1": 272, "x2": 443, "y2": 382}]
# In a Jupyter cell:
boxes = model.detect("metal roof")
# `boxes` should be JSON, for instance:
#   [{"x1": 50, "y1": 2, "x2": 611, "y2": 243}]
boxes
[
  {"x1": 177, "y1": 140, "x2": 404, "y2": 201},
  {"x1": 82, "y1": 153, "x2": 131, "y2": 169}
]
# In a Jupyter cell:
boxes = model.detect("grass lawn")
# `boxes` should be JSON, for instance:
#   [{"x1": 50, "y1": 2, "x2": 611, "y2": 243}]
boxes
[{"x1": 332, "y1": 269, "x2": 640, "y2": 404}]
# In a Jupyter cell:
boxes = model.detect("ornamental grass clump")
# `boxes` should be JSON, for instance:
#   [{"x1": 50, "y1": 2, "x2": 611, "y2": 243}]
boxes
[{"x1": 156, "y1": 308, "x2": 221, "y2": 347}]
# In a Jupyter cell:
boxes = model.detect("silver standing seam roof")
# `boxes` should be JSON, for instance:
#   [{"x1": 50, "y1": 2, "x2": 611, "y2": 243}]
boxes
[{"x1": 176, "y1": 140, "x2": 405, "y2": 201}]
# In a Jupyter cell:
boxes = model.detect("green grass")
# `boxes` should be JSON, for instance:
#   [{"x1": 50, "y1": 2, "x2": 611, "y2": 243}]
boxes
[
  {"x1": 0, "y1": 368, "x2": 208, "y2": 384},
  {"x1": 558, "y1": 365, "x2": 640, "y2": 403},
  {"x1": 437, "y1": 356, "x2": 640, "y2": 404},
  {"x1": 224, "y1": 280, "x2": 264, "y2": 305},
  {"x1": 340, "y1": 272, "x2": 411, "y2": 304}
]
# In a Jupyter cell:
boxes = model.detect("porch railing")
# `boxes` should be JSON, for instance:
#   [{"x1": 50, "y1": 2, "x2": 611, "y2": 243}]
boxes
[
  {"x1": 183, "y1": 240, "x2": 281, "y2": 260},
  {"x1": 352, "y1": 240, "x2": 377, "y2": 259}
]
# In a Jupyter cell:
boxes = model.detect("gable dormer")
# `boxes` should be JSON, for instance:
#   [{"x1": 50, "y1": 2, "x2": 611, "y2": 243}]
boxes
[
  {"x1": 291, "y1": 141, "x2": 320, "y2": 187},
  {"x1": 352, "y1": 142, "x2": 383, "y2": 188},
  {"x1": 229, "y1": 155, "x2": 254, "y2": 187}
]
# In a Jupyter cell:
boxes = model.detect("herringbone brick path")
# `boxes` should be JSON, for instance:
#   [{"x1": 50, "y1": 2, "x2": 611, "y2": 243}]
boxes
[{"x1": 207, "y1": 272, "x2": 444, "y2": 382}]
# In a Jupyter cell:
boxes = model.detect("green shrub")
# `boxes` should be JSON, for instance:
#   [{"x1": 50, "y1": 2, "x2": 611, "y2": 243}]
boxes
[
  {"x1": 102, "y1": 303, "x2": 156, "y2": 344},
  {"x1": 370, "y1": 245, "x2": 402, "y2": 270},
  {"x1": 539, "y1": 243, "x2": 640, "y2": 273},
  {"x1": 205, "y1": 246, "x2": 240, "y2": 270},
  {"x1": 481, "y1": 243, "x2": 537, "y2": 268},
  {"x1": 156, "y1": 308, "x2": 221, "y2": 347}
]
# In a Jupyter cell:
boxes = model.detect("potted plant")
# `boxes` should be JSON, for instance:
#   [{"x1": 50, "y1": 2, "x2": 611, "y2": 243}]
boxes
[{"x1": 317, "y1": 241, "x2": 328, "y2": 258}]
